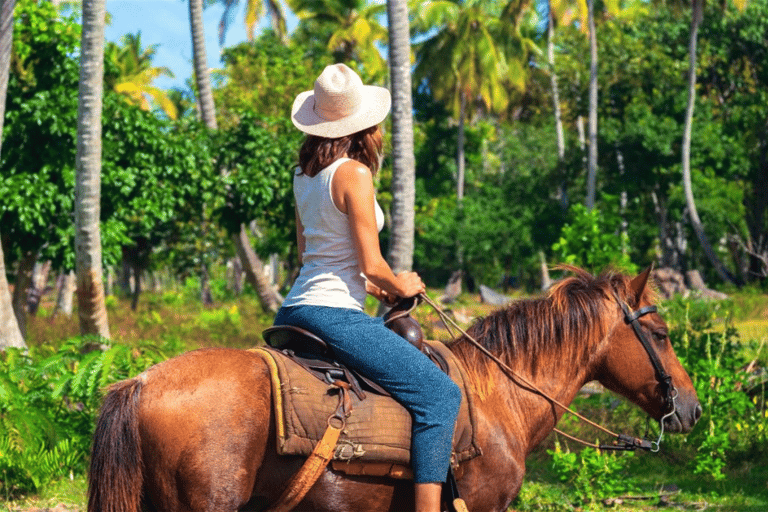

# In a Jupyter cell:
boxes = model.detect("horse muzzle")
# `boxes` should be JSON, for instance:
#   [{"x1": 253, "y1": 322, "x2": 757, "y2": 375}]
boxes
[{"x1": 662, "y1": 393, "x2": 702, "y2": 433}]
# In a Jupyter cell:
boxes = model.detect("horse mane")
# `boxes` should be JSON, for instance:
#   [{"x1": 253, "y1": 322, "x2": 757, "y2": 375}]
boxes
[{"x1": 451, "y1": 266, "x2": 657, "y2": 397}]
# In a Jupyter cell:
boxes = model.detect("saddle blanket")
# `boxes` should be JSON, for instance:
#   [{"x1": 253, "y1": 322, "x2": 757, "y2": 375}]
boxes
[{"x1": 253, "y1": 341, "x2": 481, "y2": 476}]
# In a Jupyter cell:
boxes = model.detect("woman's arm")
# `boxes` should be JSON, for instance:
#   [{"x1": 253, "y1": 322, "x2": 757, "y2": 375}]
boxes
[
  {"x1": 332, "y1": 160, "x2": 424, "y2": 299},
  {"x1": 295, "y1": 205, "x2": 305, "y2": 266}
]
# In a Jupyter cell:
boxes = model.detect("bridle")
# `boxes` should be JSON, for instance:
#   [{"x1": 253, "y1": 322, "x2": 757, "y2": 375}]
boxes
[
  {"x1": 420, "y1": 291, "x2": 679, "y2": 452},
  {"x1": 610, "y1": 292, "x2": 679, "y2": 451}
]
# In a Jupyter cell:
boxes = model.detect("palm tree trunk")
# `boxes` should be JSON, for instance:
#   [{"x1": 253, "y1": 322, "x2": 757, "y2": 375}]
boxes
[
  {"x1": 75, "y1": 0, "x2": 111, "y2": 338},
  {"x1": 0, "y1": 240, "x2": 25, "y2": 349},
  {"x1": 0, "y1": 0, "x2": 25, "y2": 349},
  {"x1": 189, "y1": 0, "x2": 217, "y2": 129},
  {"x1": 586, "y1": 0, "x2": 598, "y2": 210},
  {"x1": 548, "y1": 7, "x2": 565, "y2": 163},
  {"x1": 548, "y1": 6, "x2": 567, "y2": 210},
  {"x1": 457, "y1": 92, "x2": 466, "y2": 203},
  {"x1": 682, "y1": 0, "x2": 740, "y2": 286},
  {"x1": 386, "y1": 0, "x2": 416, "y2": 274},
  {"x1": 27, "y1": 259, "x2": 51, "y2": 316},
  {"x1": 53, "y1": 270, "x2": 76, "y2": 318}
]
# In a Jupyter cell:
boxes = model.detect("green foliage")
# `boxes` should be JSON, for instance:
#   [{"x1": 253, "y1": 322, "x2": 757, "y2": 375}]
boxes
[
  {"x1": 0, "y1": 338, "x2": 173, "y2": 498},
  {"x1": 214, "y1": 33, "x2": 329, "y2": 128},
  {"x1": 1, "y1": 0, "x2": 82, "y2": 267},
  {"x1": 662, "y1": 299, "x2": 759, "y2": 481},
  {"x1": 552, "y1": 202, "x2": 637, "y2": 274},
  {"x1": 548, "y1": 440, "x2": 635, "y2": 507},
  {"x1": 215, "y1": 112, "x2": 302, "y2": 258}
]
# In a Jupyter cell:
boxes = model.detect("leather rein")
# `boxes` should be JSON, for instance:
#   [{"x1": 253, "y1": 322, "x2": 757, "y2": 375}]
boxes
[{"x1": 419, "y1": 292, "x2": 679, "y2": 452}]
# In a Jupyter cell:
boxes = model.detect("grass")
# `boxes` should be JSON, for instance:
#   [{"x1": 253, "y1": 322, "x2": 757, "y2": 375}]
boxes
[
  {"x1": 25, "y1": 287, "x2": 275, "y2": 352},
  {"x1": 9, "y1": 285, "x2": 768, "y2": 511},
  {"x1": 2, "y1": 475, "x2": 87, "y2": 511}
]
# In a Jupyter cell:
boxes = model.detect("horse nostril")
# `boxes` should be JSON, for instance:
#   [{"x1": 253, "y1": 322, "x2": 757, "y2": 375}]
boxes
[{"x1": 694, "y1": 403, "x2": 702, "y2": 422}]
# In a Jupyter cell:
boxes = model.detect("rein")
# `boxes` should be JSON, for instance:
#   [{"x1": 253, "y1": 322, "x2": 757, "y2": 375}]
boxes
[{"x1": 419, "y1": 292, "x2": 678, "y2": 452}]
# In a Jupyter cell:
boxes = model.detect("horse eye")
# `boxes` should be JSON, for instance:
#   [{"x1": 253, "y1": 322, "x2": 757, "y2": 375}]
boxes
[{"x1": 652, "y1": 330, "x2": 668, "y2": 342}]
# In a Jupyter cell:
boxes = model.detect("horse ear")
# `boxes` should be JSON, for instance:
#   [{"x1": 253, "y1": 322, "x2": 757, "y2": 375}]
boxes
[{"x1": 629, "y1": 264, "x2": 654, "y2": 304}]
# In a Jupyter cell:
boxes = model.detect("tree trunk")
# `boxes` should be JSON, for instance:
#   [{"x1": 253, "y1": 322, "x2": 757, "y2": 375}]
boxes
[
  {"x1": 11, "y1": 251, "x2": 34, "y2": 340},
  {"x1": 539, "y1": 251, "x2": 552, "y2": 291},
  {"x1": 189, "y1": 0, "x2": 217, "y2": 130},
  {"x1": 130, "y1": 263, "x2": 141, "y2": 311},
  {"x1": 0, "y1": 0, "x2": 25, "y2": 349},
  {"x1": 457, "y1": 93, "x2": 466, "y2": 203},
  {"x1": 232, "y1": 224, "x2": 281, "y2": 313},
  {"x1": 585, "y1": 0, "x2": 598, "y2": 210},
  {"x1": 28, "y1": 259, "x2": 52, "y2": 316},
  {"x1": 0, "y1": 241, "x2": 26, "y2": 349},
  {"x1": 0, "y1": 0, "x2": 13, "y2": 158},
  {"x1": 53, "y1": 271, "x2": 76, "y2": 318},
  {"x1": 548, "y1": 8, "x2": 568, "y2": 210},
  {"x1": 386, "y1": 0, "x2": 416, "y2": 274},
  {"x1": 681, "y1": 0, "x2": 740, "y2": 286},
  {"x1": 75, "y1": 0, "x2": 111, "y2": 338},
  {"x1": 548, "y1": 7, "x2": 565, "y2": 164}
]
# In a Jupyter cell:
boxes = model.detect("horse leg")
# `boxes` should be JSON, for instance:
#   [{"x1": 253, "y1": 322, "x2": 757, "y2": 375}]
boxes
[{"x1": 138, "y1": 349, "x2": 275, "y2": 512}]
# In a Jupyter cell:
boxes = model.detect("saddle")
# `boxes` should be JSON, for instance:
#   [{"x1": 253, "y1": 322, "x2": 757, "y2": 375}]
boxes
[
  {"x1": 256, "y1": 298, "x2": 480, "y2": 473},
  {"x1": 261, "y1": 297, "x2": 449, "y2": 401}
]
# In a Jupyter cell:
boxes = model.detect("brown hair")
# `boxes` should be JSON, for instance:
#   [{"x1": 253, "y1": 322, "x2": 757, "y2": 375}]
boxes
[{"x1": 298, "y1": 125, "x2": 383, "y2": 177}]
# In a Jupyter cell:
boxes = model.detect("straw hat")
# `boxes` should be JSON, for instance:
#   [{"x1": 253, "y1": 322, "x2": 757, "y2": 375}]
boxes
[{"x1": 291, "y1": 63, "x2": 391, "y2": 138}]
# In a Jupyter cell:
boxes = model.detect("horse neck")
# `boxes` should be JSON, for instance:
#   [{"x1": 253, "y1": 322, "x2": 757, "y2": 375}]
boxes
[{"x1": 454, "y1": 312, "x2": 613, "y2": 459}]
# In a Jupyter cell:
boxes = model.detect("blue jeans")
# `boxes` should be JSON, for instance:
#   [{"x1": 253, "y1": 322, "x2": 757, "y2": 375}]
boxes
[{"x1": 273, "y1": 305, "x2": 462, "y2": 484}]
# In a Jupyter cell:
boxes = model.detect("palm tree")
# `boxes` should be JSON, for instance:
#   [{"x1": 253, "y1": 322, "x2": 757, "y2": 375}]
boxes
[
  {"x1": 585, "y1": 0, "x2": 597, "y2": 210},
  {"x1": 0, "y1": 0, "x2": 25, "y2": 349},
  {"x1": 188, "y1": 0, "x2": 281, "y2": 312},
  {"x1": 189, "y1": 0, "x2": 218, "y2": 130},
  {"x1": 291, "y1": 0, "x2": 388, "y2": 82},
  {"x1": 385, "y1": 0, "x2": 415, "y2": 273},
  {"x1": 105, "y1": 32, "x2": 178, "y2": 119},
  {"x1": 680, "y1": 0, "x2": 744, "y2": 285},
  {"x1": 414, "y1": 0, "x2": 530, "y2": 201},
  {"x1": 75, "y1": 0, "x2": 111, "y2": 338},
  {"x1": 215, "y1": 0, "x2": 289, "y2": 45}
]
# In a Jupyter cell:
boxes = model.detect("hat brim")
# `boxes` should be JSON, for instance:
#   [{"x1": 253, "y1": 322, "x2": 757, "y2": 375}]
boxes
[{"x1": 291, "y1": 85, "x2": 391, "y2": 138}]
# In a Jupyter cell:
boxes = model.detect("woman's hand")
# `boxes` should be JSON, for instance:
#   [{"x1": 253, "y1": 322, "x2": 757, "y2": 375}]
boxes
[{"x1": 395, "y1": 271, "x2": 425, "y2": 298}]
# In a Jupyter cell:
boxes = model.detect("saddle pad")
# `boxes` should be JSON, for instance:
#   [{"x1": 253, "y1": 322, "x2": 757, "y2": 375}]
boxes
[{"x1": 253, "y1": 341, "x2": 481, "y2": 469}]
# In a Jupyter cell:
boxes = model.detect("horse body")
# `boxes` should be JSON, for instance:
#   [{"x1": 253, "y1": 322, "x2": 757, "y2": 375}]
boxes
[{"x1": 89, "y1": 267, "x2": 701, "y2": 512}]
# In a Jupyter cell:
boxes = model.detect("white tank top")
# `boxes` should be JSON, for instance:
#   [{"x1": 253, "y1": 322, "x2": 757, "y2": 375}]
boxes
[{"x1": 283, "y1": 158, "x2": 385, "y2": 310}]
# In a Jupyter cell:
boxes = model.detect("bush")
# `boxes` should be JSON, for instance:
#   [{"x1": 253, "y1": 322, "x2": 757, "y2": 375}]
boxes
[
  {"x1": 548, "y1": 440, "x2": 636, "y2": 507},
  {"x1": 0, "y1": 337, "x2": 175, "y2": 498},
  {"x1": 661, "y1": 298, "x2": 762, "y2": 480}
]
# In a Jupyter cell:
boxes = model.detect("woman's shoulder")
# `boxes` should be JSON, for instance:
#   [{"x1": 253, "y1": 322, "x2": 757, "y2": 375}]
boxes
[{"x1": 335, "y1": 159, "x2": 372, "y2": 181}]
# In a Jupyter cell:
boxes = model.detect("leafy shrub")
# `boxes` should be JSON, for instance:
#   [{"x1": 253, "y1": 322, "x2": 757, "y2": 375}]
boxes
[
  {"x1": 548, "y1": 440, "x2": 636, "y2": 507},
  {"x1": 0, "y1": 337, "x2": 174, "y2": 498},
  {"x1": 661, "y1": 298, "x2": 759, "y2": 480},
  {"x1": 552, "y1": 202, "x2": 637, "y2": 275}
]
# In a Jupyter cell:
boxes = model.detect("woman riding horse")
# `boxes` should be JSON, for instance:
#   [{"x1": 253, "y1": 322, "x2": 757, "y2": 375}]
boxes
[{"x1": 273, "y1": 63, "x2": 462, "y2": 512}]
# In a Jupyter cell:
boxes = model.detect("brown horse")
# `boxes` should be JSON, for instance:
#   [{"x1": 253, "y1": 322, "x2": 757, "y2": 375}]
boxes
[{"x1": 88, "y1": 267, "x2": 701, "y2": 512}]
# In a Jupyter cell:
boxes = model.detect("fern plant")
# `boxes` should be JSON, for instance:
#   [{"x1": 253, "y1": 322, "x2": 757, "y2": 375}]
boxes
[{"x1": 0, "y1": 336, "x2": 173, "y2": 498}]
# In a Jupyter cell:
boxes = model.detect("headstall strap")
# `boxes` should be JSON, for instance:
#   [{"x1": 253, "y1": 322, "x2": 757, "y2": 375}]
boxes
[{"x1": 614, "y1": 293, "x2": 676, "y2": 410}]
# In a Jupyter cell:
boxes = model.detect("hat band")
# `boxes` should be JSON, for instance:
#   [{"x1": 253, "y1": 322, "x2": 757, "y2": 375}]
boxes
[{"x1": 313, "y1": 98, "x2": 361, "y2": 122}]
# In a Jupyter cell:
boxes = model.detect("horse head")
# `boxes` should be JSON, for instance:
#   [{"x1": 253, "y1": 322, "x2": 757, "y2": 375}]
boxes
[{"x1": 595, "y1": 266, "x2": 702, "y2": 434}]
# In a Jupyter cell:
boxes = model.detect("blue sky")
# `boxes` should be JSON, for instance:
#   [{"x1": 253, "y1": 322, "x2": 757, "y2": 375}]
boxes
[{"x1": 104, "y1": 0, "x2": 282, "y2": 91}]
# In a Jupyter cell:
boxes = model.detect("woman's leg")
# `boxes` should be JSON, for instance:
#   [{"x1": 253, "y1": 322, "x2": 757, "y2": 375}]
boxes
[{"x1": 274, "y1": 305, "x2": 462, "y2": 485}]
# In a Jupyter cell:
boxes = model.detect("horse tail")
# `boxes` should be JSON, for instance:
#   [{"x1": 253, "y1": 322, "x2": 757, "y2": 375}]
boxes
[{"x1": 88, "y1": 378, "x2": 144, "y2": 512}]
